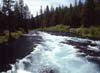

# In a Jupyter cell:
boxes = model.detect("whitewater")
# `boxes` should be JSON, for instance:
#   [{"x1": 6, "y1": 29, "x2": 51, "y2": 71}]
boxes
[{"x1": 2, "y1": 32, "x2": 100, "y2": 73}]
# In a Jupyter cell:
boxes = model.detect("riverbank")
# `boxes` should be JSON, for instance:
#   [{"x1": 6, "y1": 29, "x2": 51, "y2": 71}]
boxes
[
  {"x1": 36, "y1": 25, "x2": 100, "y2": 40},
  {"x1": 0, "y1": 31, "x2": 25, "y2": 71},
  {"x1": 71, "y1": 26, "x2": 100, "y2": 40},
  {"x1": 0, "y1": 31, "x2": 24, "y2": 44},
  {"x1": 0, "y1": 31, "x2": 42, "y2": 72},
  {"x1": 36, "y1": 24, "x2": 69, "y2": 32}
]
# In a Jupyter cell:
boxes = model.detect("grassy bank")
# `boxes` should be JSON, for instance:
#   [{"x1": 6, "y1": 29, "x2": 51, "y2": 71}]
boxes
[
  {"x1": 75, "y1": 26, "x2": 100, "y2": 39},
  {"x1": 37, "y1": 24, "x2": 100, "y2": 39},
  {"x1": 0, "y1": 31, "x2": 24, "y2": 44},
  {"x1": 37, "y1": 24, "x2": 69, "y2": 32}
]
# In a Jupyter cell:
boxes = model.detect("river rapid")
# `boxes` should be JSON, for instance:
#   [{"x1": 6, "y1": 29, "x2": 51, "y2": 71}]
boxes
[{"x1": 2, "y1": 31, "x2": 100, "y2": 73}]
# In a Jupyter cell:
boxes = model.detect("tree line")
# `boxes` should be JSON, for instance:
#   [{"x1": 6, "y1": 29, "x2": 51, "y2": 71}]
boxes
[
  {"x1": 0, "y1": 0, "x2": 34, "y2": 35},
  {"x1": 0, "y1": 0, "x2": 100, "y2": 35},
  {"x1": 35, "y1": 0, "x2": 100, "y2": 28}
]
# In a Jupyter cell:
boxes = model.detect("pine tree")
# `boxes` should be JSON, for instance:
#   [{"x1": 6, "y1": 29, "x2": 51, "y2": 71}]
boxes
[
  {"x1": 2, "y1": 0, "x2": 15, "y2": 39},
  {"x1": 81, "y1": 0, "x2": 96, "y2": 27},
  {"x1": 95, "y1": 0, "x2": 100, "y2": 25},
  {"x1": 44, "y1": 5, "x2": 50, "y2": 27},
  {"x1": 14, "y1": 2, "x2": 20, "y2": 30},
  {"x1": 39, "y1": 6, "x2": 43, "y2": 27},
  {"x1": 69, "y1": 4, "x2": 73, "y2": 27},
  {"x1": 17, "y1": 0, "x2": 24, "y2": 28},
  {"x1": 49, "y1": 6, "x2": 55, "y2": 26},
  {"x1": 23, "y1": 5, "x2": 30, "y2": 33},
  {"x1": 35, "y1": 12, "x2": 40, "y2": 28},
  {"x1": 78, "y1": 0, "x2": 83, "y2": 27},
  {"x1": 31, "y1": 15, "x2": 36, "y2": 29},
  {"x1": 18, "y1": 0, "x2": 24, "y2": 14},
  {"x1": 72, "y1": 0, "x2": 80, "y2": 27}
]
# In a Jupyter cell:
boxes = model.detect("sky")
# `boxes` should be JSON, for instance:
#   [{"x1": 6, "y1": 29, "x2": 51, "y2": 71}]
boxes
[
  {"x1": 0, "y1": 0, "x2": 79, "y2": 16},
  {"x1": 24, "y1": 0, "x2": 76, "y2": 16}
]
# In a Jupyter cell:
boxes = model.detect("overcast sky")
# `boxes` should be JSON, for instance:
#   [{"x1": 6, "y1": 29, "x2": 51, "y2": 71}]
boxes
[
  {"x1": 0, "y1": 0, "x2": 79, "y2": 16},
  {"x1": 24, "y1": 0, "x2": 76, "y2": 16}
]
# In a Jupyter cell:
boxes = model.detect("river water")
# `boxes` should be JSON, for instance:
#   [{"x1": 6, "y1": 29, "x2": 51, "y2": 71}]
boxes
[{"x1": 2, "y1": 31, "x2": 100, "y2": 73}]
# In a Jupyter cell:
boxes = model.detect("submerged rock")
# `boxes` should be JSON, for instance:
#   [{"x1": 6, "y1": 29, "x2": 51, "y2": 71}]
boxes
[{"x1": 39, "y1": 67, "x2": 58, "y2": 73}]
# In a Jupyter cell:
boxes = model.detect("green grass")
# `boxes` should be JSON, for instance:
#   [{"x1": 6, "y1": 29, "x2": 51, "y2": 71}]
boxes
[
  {"x1": 76, "y1": 26, "x2": 100, "y2": 38},
  {"x1": 0, "y1": 31, "x2": 24, "y2": 44},
  {"x1": 37, "y1": 24, "x2": 69, "y2": 32},
  {"x1": 11, "y1": 31, "x2": 23, "y2": 39},
  {"x1": 37, "y1": 24, "x2": 100, "y2": 39},
  {"x1": 0, "y1": 36, "x2": 8, "y2": 44}
]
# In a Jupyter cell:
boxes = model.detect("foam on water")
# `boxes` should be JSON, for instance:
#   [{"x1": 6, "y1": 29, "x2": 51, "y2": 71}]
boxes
[{"x1": 3, "y1": 32, "x2": 100, "y2": 73}]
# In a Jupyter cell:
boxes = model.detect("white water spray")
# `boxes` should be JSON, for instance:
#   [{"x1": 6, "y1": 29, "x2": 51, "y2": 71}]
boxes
[{"x1": 3, "y1": 32, "x2": 100, "y2": 73}]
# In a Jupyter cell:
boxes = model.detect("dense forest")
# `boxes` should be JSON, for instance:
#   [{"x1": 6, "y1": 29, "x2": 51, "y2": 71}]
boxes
[
  {"x1": 0, "y1": 0, "x2": 34, "y2": 42},
  {"x1": 36, "y1": 0, "x2": 100, "y2": 28},
  {"x1": 0, "y1": 0, "x2": 100, "y2": 40},
  {"x1": 0, "y1": 0, "x2": 33, "y2": 32}
]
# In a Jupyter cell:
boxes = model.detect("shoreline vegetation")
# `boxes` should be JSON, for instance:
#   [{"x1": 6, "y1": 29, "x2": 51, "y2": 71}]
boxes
[
  {"x1": 0, "y1": 0, "x2": 100, "y2": 44},
  {"x1": 36, "y1": 24, "x2": 69, "y2": 32},
  {"x1": 75, "y1": 26, "x2": 100, "y2": 39},
  {"x1": 0, "y1": 31, "x2": 24, "y2": 44},
  {"x1": 0, "y1": 24, "x2": 100, "y2": 44},
  {"x1": 36, "y1": 24, "x2": 100, "y2": 40}
]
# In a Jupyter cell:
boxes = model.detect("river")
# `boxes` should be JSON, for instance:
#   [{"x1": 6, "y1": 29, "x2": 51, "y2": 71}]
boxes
[{"x1": 2, "y1": 31, "x2": 100, "y2": 73}]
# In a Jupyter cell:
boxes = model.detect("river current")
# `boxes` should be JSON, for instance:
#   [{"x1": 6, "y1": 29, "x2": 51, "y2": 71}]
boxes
[{"x1": 2, "y1": 32, "x2": 100, "y2": 73}]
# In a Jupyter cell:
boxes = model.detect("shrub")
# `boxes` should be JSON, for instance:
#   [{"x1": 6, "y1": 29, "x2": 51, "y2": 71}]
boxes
[
  {"x1": 37, "y1": 24, "x2": 69, "y2": 32},
  {"x1": 76, "y1": 26, "x2": 100, "y2": 38}
]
